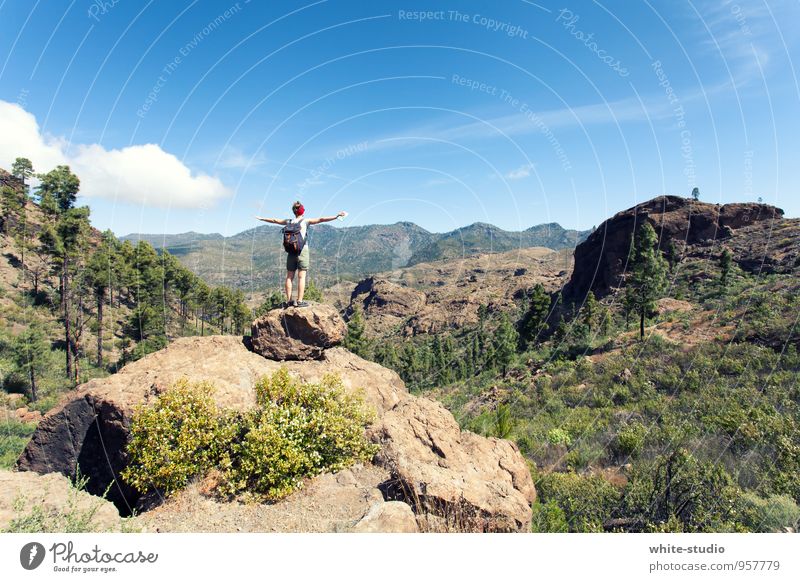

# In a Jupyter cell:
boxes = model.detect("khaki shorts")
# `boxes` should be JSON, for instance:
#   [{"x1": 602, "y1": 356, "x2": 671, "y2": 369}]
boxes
[{"x1": 286, "y1": 245, "x2": 310, "y2": 271}]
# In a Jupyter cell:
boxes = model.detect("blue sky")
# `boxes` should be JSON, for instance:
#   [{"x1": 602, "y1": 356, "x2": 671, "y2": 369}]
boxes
[{"x1": 0, "y1": 0, "x2": 798, "y2": 236}]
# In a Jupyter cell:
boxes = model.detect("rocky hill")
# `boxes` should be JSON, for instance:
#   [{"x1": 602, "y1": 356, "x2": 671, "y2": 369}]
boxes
[
  {"x1": 11, "y1": 304, "x2": 536, "y2": 532},
  {"x1": 562, "y1": 195, "x2": 790, "y2": 303},
  {"x1": 123, "y1": 220, "x2": 589, "y2": 291},
  {"x1": 334, "y1": 247, "x2": 572, "y2": 336}
]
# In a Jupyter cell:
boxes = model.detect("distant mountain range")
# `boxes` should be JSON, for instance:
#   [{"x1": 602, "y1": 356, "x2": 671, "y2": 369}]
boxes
[{"x1": 121, "y1": 221, "x2": 591, "y2": 290}]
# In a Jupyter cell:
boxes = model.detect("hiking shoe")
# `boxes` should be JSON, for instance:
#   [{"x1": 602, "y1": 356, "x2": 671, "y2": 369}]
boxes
[{"x1": 295, "y1": 301, "x2": 310, "y2": 307}]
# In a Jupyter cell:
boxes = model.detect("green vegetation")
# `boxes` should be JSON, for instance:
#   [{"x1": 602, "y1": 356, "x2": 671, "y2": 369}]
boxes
[
  {"x1": 122, "y1": 370, "x2": 377, "y2": 501},
  {"x1": 0, "y1": 417, "x2": 36, "y2": 468}
]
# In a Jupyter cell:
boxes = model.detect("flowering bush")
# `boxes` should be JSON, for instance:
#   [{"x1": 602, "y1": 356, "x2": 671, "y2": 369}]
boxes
[
  {"x1": 121, "y1": 379, "x2": 238, "y2": 495},
  {"x1": 122, "y1": 369, "x2": 377, "y2": 501},
  {"x1": 220, "y1": 369, "x2": 377, "y2": 500}
]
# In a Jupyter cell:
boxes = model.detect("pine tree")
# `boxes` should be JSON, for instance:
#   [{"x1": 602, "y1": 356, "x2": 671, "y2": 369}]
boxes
[
  {"x1": 11, "y1": 320, "x2": 49, "y2": 402},
  {"x1": 11, "y1": 158, "x2": 35, "y2": 196},
  {"x1": 520, "y1": 283, "x2": 551, "y2": 347},
  {"x1": 691, "y1": 187, "x2": 700, "y2": 201},
  {"x1": 492, "y1": 313, "x2": 518, "y2": 376},
  {"x1": 581, "y1": 291, "x2": 599, "y2": 332},
  {"x1": 344, "y1": 304, "x2": 370, "y2": 358},
  {"x1": 624, "y1": 222, "x2": 669, "y2": 340}
]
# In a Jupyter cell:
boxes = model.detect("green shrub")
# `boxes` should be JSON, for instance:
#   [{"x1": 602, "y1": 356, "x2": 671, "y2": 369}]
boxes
[
  {"x1": 739, "y1": 492, "x2": 800, "y2": 532},
  {"x1": 547, "y1": 428, "x2": 572, "y2": 447},
  {"x1": 221, "y1": 369, "x2": 377, "y2": 500},
  {"x1": 614, "y1": 423, "x2": 647, "y2": 459},
  {"x1": 121, "y1": 379, "x2": 238, "y2": 495},
  {"x1": 621, "y1": 449, "x2": 743, "y2": 532},
  {"x1": 536, "y1": 471, "x2": 622, "y2": 532},
  {"x1": 122, "y1": 369, "x2": 377, "y2": 502},
  {"x1": 530, "y1": 499, "x2": 569, "y2": 532}
]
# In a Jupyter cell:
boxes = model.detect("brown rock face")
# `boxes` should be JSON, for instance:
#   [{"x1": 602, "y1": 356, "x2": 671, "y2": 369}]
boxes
[
  {"x1": 250, "y1": 303, "x2": 346, "y2": 360},
  {"x1": 368, "y1": 397, "x2": 536, "y2": 532},
  {"x1": 346, "y1": 277, "x2": 427, "y2": 334},
  {"x1": 563, "y1": 195, "x2": 784, "y2": 302},
  {"x1": 17, "y1": 336, "x2": 406, "y2": 513}
]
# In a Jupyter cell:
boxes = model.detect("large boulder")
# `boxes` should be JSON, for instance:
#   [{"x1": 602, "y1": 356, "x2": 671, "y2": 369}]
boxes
[
  {"x1": 0, "y1": 470, "x2": 122, "y2": 532},
  {"x1": 368, "y1": 397, "x2": 536, "y2": 532},
  {"x1": 250, "y1": 303, "x2": 346, "y2": 360},
  {"x1": 16, "y1": 336, "x2": 406, "y2": 513}
]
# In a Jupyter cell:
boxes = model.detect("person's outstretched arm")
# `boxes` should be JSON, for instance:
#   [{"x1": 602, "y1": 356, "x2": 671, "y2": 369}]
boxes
[
  {"x1": 307, "y1": 212, "x2": 346, "y2": 225},
  {"x1": 255, "y1": 216, "x2": 289, "y2": 225}
]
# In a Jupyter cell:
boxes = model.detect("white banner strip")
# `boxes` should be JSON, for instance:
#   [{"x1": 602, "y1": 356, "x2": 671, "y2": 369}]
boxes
[{"x1": 1, "y1": 533, "x2": 797, "y2": 581}]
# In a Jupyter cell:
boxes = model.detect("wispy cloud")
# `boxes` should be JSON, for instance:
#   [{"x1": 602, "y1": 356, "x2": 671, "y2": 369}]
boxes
[
  {"x1": 693, "y1": 0, "x2": 799, "y2": 86},
  {"x1": 370, "y1": 94, "x2": 675, "y2": 152},
  {"x1": 506, "y1": 164, "x2": 534, "y2": 180}
]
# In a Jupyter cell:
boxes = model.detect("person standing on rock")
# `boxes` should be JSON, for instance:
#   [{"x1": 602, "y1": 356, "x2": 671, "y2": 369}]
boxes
[{"x1": 256, "y1": 201, "x2": 346, "y2": 307}]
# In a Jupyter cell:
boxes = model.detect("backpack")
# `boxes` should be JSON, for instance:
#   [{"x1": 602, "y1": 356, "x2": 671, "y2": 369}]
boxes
[{"x1": 282, "y1": 220, "x2": 306, "y2": 254}]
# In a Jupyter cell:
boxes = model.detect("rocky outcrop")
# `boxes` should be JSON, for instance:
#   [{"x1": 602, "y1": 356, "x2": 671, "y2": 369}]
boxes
[
  {"x1": 0, "y1": 470, "x2": 122, "y2": 532},
  {"x1": 250, "y1": 303, "x2": 346, "y2": 360},
  {"x1": 351, "y1": 501, "x2": 419, "y2": 533},
  {"x1": 368, "y1": 398, "x2": 536, "y2": 532},
  {"x1": 346, "y1": 277, "x2": 427, "y2": 334},
  {"x1": 17, "y1": 335, "x2": 406, "y2": 513},
  {"x1": 345, "y1": 248, "x2": 570, "y2": 337},
  {"x1": 563, "y1": 196, "x2": 785, "y2": 302},
  {"x1": 18, "y1": 312, "x2": 536, "y2": 531}
]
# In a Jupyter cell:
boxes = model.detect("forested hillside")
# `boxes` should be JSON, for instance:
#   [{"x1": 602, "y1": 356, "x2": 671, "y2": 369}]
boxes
[{"x1": 1, "y1": 161, "x2": 251, "y2": 464}]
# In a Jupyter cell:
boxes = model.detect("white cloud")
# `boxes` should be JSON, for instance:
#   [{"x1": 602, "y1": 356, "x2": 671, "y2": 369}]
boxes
[
  {"x1": 506, "y1": 164, "x2": 533, "y2": 180},
  {"x1": 0, "y1": 100, "x2": 231, "y2": 209}
]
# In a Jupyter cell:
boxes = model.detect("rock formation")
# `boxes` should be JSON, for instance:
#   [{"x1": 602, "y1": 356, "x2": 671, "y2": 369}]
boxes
[
  {"x1": 250, "y1": 302, "x2": 346, "y2": 360},
  {"x1": 369, "y1": 398, "x2": 536, "y2": 532},
  {"x1": 344, "y1": 247, "x2": 571, "y2": 337},
  {"x1": 17, "y1": 304, "x2": 537, "y2": 531},
  {"x1": 563, "y1": 195, "x2": 785, "y2": 302}
]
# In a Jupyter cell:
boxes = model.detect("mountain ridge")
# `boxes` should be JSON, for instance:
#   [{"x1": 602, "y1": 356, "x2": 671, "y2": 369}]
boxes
[{"x1": 121, "y1": 220, "x2": 590, "y2": 289}]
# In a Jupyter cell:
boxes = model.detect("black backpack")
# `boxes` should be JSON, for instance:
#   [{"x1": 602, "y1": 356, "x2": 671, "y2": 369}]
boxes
[{"x1": 282, "y1": 220, "x2": 306, "y2": 254}]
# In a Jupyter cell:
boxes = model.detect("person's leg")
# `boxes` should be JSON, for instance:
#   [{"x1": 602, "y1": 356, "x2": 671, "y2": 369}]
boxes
[
  {"x1": 285, "y1": 270, "x2": 295, "y2": 303},
  {"x1": 296, "y1": 269, "x2": 307, "y2": 302}
]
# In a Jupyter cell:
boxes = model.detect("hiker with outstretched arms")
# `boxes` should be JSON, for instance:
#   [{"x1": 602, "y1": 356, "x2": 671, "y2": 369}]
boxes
[{"x1": 255, "y1": 201, "x2": 346, "y2": 307}]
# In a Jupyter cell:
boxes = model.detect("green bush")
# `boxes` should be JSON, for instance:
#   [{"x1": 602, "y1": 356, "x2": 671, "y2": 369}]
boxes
[
  {"x1": 122, "y1": 370, "x2": 377, "y2": 502},
  {"x1": 739, "y1": 492, "x2": 800, "y2": 532},
  {"x1": 530, "y1": 499, "x2": 569, "y2": 532},
  {"x1": 221, "y1": 369, "x2": 377, "y2": 500},
  {"x1": 121, "y1": 379, "x2": 238, "y2": 495},
  {"x1": 536, "y1": 471, "x2": 622, "y2": 532},
  {"x1": 621, "y1": 449, "x2": 743, "y2": 532},
  {"x1": 547, "y1": 428, "x2": 572, "y2": 447},
  {"x1": 614, "y1": 423, "x2": 647, "y2": 459}
]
